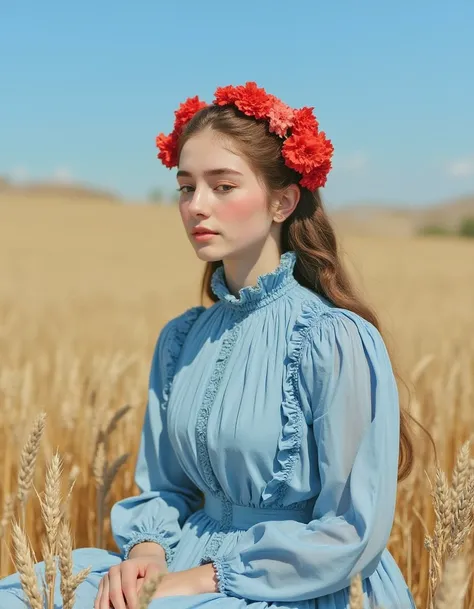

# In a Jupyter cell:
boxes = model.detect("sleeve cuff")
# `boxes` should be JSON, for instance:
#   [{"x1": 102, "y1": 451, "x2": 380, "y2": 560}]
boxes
[
  {"x1": 122, "y1": 531, "x2": 175, "y2": 566},
  {"x1": 210, "y1": 557, "x2": 231, "y2": 595}
]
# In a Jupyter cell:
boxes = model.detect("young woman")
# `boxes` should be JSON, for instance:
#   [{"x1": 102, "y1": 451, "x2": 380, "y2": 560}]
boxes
[{"x1": 0, "y1": 82, "x2": 417, "y2": 609}]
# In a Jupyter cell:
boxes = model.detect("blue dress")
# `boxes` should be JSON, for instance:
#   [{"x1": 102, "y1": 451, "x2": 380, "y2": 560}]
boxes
[{"x1": 0, "y1": 250, "x2": 416, "y2": 609}]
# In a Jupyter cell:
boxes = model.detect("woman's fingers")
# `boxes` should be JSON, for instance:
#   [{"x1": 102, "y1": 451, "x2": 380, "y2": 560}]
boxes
[
  {"x1": 94, "y1": 577, "x2": 104, "y2": 609},
  {"x1": 142, "y1": 562, "x2": 164, "y2": 600},
  {"x1": 99, "y1": 575, "x2": 110, "y2": 609},
  {"x1": 121, "y1": 562, "x2": 140, "y2": 609},
  {"x1": 108, "y1": 565, "x2": 127, "y2": 609},
  {"x1": 94, "y1": 560, "x2": 161, "y2": 609}
]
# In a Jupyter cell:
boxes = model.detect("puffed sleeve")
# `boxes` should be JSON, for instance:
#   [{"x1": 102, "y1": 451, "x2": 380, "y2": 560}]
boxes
[
  {"x1": 211, "y1": 309, "x2": 400, "y2": 601},
  {"x1": 110, "y1": 318, "x2": 202, "y2": 566}
]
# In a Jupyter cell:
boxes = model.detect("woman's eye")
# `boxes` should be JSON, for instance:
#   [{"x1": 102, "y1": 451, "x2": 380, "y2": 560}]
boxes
[{"x1": 177, "y1": 184, "x2": 234, "y2": 194}]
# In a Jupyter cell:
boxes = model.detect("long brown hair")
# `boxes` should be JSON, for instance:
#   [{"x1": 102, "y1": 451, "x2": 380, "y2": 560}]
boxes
[{"x1": 178, "y1": 103, "x2": 425, "y2": 482}]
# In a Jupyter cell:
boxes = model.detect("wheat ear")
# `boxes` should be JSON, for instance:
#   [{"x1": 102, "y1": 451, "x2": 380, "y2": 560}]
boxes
[
  {"x1": 41, "y1": 451, "x2": 63, "y2": 551},
  {"x1": 425, "y1": 467, "x2": 453, "y2": 597},
  {"x1": 58, "y1": 520, "x2": 75, "y2": 609},
  {"x1": 58, "y1": 518, "x2": 91, "y2": 609},
  {"x1": 447, "y1": 440, "x2": 474, "y2": 558},
  {"x1": 16, "y1": 412, "x2": 47, "y2": 524},
  {"x1": 11, "y1": 520, "x2": 43, "y2": 609}
]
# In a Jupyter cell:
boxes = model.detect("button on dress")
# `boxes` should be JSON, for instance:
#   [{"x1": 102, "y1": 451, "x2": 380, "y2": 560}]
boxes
[{"x1": 0, "y1": 250, "x2": 416, "y2": 609}]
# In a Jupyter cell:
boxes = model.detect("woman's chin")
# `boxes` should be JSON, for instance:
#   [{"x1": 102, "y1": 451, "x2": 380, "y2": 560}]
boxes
[{"x1": 193, "y1": 244, "x2": 224, "y2": 262}]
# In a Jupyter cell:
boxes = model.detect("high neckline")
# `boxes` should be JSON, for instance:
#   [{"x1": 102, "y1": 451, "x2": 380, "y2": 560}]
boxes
[{"x1": 210, "y1": 250, "x2": 298, "y2": 312}]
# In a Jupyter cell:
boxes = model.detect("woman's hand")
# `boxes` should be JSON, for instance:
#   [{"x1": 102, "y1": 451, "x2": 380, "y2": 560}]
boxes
[
  {"x1": 150, "y1": 564, "x2": 219, "y2": 599},
  {"x1": 94, "y1": 555, "x2": 166, "y2": 609}
]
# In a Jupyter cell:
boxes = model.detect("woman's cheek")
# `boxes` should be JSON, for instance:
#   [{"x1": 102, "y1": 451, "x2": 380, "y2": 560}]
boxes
[{"x1": 218, "y1": 196, "x2": 263, "y2": 224}]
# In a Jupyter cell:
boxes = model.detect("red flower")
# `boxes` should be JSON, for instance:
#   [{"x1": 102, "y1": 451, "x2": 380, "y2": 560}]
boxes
[
  {"x1": 156, "y1": 131, "x2": 179, "y2": 168},
  {"x1": 267, "y1": 97, "x2": 295, "y2": 137},
  {"x1": 300, "y1": 160, "x2": 333, "y2": 190},
  {"x1": 215, "y1": 82, "x2": 273, "y2": 120},
  {"x1": 315, "y1": 130, "x2": 334, "y2": 161},
  {"x1": 291, "y1": 107, "x2": 319, "y2": 135},
  {"x1": 282, "y1": 133, "x2": 321, "y2": 173},
  {"x1": 214, "y1": 85, "x2": 241, "y2": 106},
  {"x1": 155, "y1": 96, "x2": 207, "y2": 169},
  {"x1": 282, "y1": 130, "x2": 334, "y2": 189},
  {"x1": 174, "y1": 96, "x2": 208, "y2": 131},
  {"x1": 234, "y1": 81, "x2": 273, "y2": 119}
]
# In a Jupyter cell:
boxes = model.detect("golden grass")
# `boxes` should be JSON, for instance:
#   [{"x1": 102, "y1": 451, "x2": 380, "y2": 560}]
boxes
[{"x1": 1, "y1": 200, "x2": 474, "y2": 608}]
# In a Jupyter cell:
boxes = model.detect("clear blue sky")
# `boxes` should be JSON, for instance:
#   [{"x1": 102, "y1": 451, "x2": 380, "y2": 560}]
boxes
[{"x1": 2, "y1": 1, "x2": 473, "y2": 207}]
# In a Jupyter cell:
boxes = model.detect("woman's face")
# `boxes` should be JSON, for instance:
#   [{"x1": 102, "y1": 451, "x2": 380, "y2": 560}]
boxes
[{"x1": 177, "y1": 129, "x2": 276, "y2": 262}]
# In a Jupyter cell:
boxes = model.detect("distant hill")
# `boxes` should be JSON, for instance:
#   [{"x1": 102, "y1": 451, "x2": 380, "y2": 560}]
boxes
[
  {"x1": 329, "y1": 195, "x2": 474, "y2": 237},
  {"x1": 0, "y1": 176, "x2": 120, "y2": 203},
  {"x1": 414, "y1": 195, "x2": 474, "y2": 230}
]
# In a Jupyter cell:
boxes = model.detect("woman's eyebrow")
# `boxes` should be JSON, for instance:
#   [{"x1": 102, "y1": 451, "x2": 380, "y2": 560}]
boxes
[{"x1": 176, "y1": 168, "x2": 243, "y2": 178}]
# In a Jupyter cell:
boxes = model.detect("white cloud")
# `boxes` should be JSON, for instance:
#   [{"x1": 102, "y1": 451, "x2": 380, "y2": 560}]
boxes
[
  {"x1": 334, "y1": 151, "x2": 368, "y2": 174},
  {"x1": 446, "y1": 156, "x2": 474, "y2": 178},
  {"x1": 51, "y1": 167, "x2": 74, "y2": 184}
]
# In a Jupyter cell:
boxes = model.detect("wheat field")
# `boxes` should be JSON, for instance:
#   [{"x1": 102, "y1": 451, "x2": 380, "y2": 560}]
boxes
[{"x1": 1, "y1": 199, "x2": 474, "y2": 608}]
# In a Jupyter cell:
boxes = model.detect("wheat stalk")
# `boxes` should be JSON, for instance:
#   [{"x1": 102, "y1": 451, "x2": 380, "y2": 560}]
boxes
[
  {"x1": 16, "y1": 412, "x2": 47, "y2": 524},
  {"x1": 58, "y1": 520, "x2": 74, "y2": 609},
  {"x1": 8, "y1": 413, "x2": 94, "y2": 608},
  {"x1": 104, "y1": 404, "x2": 132, "y2": 437},
  {"x1": 40, "y1": 535, "x2": 56, "y2": 609},
  {"x1": 0, "y1": 493, "x2": 14, "y2": 539},
  {"x1": 425, "y1": 467, "x2": 453, "y2": 597},
  {"x1": 103, "y1": 452, "x2": 129, "y2": 499},
  {"x1": 434, "y1": 555, "x2": 470, "y2": 609},
  {"x1": 349, "y1": 573, "x2": 364, "y2": 609},
  {"x1": 138, "y1": 573, "x2": 165, "y2": 609},
  {"x1": 57, "y1": 519, "x2": 90, "y2": 609},
  {"x1": 92, "y1": 405, "x2": 131, "y2": 548},
  {"x1": 0, "y1": 492, "x2": 15, "y2": 575},
  {"x1": 447, "y1": 441, "x2": 474, "y2": 559},
  {"x1": 11, "y1": 520, "x2": 43, "y2": 609},
  {"x1": 93, "y1": 437, "x2": 106, "y2": 548},
  {"x1": 425, "y1": 440, "x2": 474, "y2": 606},
  {"x1": 39, "y1": 451, "x2": 63, "y2": 609}
]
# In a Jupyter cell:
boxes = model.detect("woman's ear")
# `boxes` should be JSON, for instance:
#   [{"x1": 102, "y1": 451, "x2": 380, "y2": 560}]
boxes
[{"x1": 272, "y1": 184, "x2": 300, "y2": 223}]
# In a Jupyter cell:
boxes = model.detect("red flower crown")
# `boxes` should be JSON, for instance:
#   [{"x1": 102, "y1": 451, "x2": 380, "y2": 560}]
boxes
[{"x1": 156, "y1": 81, "x2": 334, "y2": 191}]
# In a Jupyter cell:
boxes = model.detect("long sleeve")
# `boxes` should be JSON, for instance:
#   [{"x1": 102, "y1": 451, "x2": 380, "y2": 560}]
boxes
[
  {"x1": 212, "y1": 309, "x2": 400, "y2": 601},
  {"x1": 110, "y1": 317, "x2": 202, "y2": 566}
]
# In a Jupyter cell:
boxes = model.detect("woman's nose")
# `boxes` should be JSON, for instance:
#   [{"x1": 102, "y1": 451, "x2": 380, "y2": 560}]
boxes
[{"x1": 188, "y1": 188, "x2": 211, "y2": 215}]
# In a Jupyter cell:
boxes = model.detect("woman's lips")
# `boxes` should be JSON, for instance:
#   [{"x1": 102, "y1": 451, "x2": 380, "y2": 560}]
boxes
[{"x1": 192, "y1": 231, "x2": 219, "y2": 241}]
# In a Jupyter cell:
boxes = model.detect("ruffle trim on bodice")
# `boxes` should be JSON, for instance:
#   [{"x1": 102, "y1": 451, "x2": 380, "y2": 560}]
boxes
[
  {"x1": 262, "y1": 299, "x2": 326, "y2": 507},
  {"x1": 162, "y1": 305, "x2": 207, "y2": 406}
]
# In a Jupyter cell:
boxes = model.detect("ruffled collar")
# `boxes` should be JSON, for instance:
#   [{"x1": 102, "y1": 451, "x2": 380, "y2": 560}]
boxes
[{"x1": 210, "y1": 250, "x2": 298, "y2": 311}]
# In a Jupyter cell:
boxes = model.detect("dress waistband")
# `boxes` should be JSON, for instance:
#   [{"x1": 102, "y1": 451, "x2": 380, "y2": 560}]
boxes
[{"x1": 203, "y1": 493, "x2": 313, "y2": 530}]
